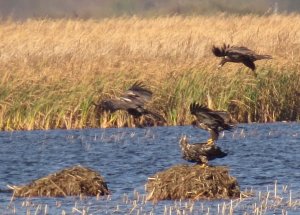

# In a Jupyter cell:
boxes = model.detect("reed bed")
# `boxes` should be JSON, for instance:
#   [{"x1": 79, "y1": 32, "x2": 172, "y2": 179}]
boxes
[{"x1": 0, "y1": 14, "x2": 299, "y2": 130}]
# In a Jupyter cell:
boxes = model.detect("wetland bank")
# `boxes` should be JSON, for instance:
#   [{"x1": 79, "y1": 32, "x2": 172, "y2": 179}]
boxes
[{"x1": 0, "y1": 15, "x2": 299, "y2": 130}]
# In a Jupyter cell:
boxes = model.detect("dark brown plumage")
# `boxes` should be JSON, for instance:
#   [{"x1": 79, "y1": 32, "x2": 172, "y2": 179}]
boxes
[
  {"x1": 179, "y1": 136, "x2": 227, "y2": 165},
  {"x1": 190, "y1": 102, "x2": 234, "y2": 142},
  {"x1": 93, "y1": 82, "x2": 165, "y2": 123},
  {"x1": 212, "y1": 44, "x2": 272, "y2": 75}
]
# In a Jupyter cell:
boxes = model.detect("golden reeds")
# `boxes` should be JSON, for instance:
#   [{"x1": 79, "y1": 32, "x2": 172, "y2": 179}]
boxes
[{"x1": 0, "y1": 15, "x2": 299, "y2": 130}]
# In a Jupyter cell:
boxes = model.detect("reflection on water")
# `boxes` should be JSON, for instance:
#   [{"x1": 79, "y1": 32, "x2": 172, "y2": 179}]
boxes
[{"x1": 0, "y1": 123, "x2": 299, "y2": 214}]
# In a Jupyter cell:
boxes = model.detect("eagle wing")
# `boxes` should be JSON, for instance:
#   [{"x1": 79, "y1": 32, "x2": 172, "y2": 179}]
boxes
[
  {"x1": 226, "y1": 46, "x2": 257, "y2": 61},
  {"x1": 190, "y1": 102, "x2": 234, "y2": 135},
  {"x1": 212, "y1": 44, "x2": 229, "y2": 57},
  {"x1": 120, "y1": 82, "x2": 153, "y2": 106},
  {"x1": 212, "y1": 44, "x2": 257, "y2": 59},
  {"x1": 242, "y1": 59, "x2": 256, "y2": 71},
  {"x1": 190, "y1": 103, "x2": 225, "y2": 127}
]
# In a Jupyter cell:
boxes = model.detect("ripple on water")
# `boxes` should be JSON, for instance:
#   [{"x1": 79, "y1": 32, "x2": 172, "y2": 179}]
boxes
[{"x1": 0, "y1": 122, "x2": 299, "y2": 213}]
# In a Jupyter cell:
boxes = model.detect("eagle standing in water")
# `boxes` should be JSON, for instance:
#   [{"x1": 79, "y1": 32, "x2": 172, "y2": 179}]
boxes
[
  {"x1": 93, "y1": 82, "x2": 165, "y2": 125},
  {"x1": 212, "y1": 44, "x2": 272, "y2": 76},
  {"x1": 179, "y1": 136, "x2": 227, "y2": 166},
  {"x1": 190, "y1": 102, "x2": 234, "y2": 144}
]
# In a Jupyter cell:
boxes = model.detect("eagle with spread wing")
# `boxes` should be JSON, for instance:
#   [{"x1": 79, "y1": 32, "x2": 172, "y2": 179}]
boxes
[
  {"x1": 93, "y1": 82, "x2": 165, "y2": 124},
  {"x1": 190, "y1": 102, "x2": 234, "y2": 144},
  {"x1": 212, "y1": 44, "x2": 272, "y2": 75},
  {"x1": 179, "y1": 136, "x2": 227, "y2": 166}
]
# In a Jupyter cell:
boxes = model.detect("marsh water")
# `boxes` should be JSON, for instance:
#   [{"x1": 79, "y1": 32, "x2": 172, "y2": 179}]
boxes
[{"x1": 0, "y1": 123, "x2": 299, "y2": 214}]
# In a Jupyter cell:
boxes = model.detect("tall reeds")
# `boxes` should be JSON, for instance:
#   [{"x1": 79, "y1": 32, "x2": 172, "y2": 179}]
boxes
[{"x1": 0, "y1": 15, "x2": 299, "y2": 130}]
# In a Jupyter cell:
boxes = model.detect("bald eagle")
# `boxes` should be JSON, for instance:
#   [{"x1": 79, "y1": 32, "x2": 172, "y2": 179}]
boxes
[
  {"x1": 93, "y1": 82, "x2": 165, "y2": 124},
  {"x1": 179, "y1": 136, "x2": 227, "y2": 166},
  {"x1": 190, "y1": 102, "x2": 234, "y2": 144},
  {"x1": 212, "y1": 44, "x2": 272, "y2": 75}
]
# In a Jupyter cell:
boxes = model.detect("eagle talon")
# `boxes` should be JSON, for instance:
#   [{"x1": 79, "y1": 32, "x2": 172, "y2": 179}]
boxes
[
  {"x1": 207, "y1": 138, "x2": 215, "y2": 145},
  {"x1": 199, "y1": 163, "x2": 208, "y2": 168}
]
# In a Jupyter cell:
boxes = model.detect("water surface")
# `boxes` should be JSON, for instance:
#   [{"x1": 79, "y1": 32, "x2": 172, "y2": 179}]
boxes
[{"x1": 0, "y1": 123, "x2": 299, "y2": 214}]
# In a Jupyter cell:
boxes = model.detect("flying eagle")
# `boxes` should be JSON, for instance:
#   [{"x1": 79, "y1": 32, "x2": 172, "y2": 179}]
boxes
[
  {"x1": 212, "y1": 44, "x2": 272, "y2": 75},
  {"x1": 179, "y1": 136, "x2": 227, "y2": 166},
  {"x1": 93, "y1": 82, "x2": 165, "y2": 123},
  {"x1": 190, "y1": 102, "x2": 234, "y2": 144}
]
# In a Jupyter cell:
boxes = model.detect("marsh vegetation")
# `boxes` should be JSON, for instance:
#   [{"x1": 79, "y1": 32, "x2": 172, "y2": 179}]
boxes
[{"x1": 0, "y1": 15, "x2": 299, "y2": 130}]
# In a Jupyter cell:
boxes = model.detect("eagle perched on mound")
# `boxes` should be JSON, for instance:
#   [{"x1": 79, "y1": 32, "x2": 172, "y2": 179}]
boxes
[
  {"x1": 179, "y1": 136, "x2": 227, "y2": 166},
  {"x1": 212, "y1": 44, "x2": 272, "y2": 75},
  {"x1": 93, "y1": 82, "x2": 165, "y2": 124},
  {"x1": 190, "y1": 102, "x2": 234, "y2": 144}
]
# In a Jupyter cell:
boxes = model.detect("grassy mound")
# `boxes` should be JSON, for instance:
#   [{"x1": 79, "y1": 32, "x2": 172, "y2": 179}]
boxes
[
  {"x1": 146, "y1": 164, "x2": 240, "y2": 201},
  {"x1": 9, "y1": 165, "x2": 109, "y2": 197}
]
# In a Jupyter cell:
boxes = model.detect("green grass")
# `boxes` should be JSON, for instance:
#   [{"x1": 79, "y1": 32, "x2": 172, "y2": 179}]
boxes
[{"x1": 0, "y1": 67, "x2": 298, "y2": 130}]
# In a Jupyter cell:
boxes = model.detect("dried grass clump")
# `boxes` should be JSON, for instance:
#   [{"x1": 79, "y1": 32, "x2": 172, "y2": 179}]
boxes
[
  {"x1": 9, "y1": 165, "x2": 109, "y2": 197},
  {"x1": 146, "y1": 164, "x2": 240, "y2": 201}
]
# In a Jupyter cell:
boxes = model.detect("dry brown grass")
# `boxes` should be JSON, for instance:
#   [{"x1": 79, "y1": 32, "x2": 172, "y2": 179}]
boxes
[
  {"x1": 0, "y1": 15, "x2": 299, "y2": 130},
  {"x1": 9, "y1": 165, "x2": 109, "y2": 197},
  {"x1": 146, "y1": 164, "x2": 240, "y2": 201}
]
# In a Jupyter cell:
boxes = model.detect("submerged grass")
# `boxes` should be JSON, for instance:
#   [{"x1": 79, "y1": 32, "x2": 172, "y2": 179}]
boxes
[
  {"x1": 3, "y1": 181, "x2": 300, "y2": 214},
  {"x1": 0, "y1": 15, "x2": 299, "y2": 130}
]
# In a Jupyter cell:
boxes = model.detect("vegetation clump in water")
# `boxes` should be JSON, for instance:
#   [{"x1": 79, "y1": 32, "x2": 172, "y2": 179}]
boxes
[
  {"x1": 146, "y1": 164, "x2": 240, "y2": 201},
  {"x1": 9, "y1": 165, "x2": 109, "y2": 197}
]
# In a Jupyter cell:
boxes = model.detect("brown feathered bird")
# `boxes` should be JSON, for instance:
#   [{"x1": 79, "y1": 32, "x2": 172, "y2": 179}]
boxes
[
  {"x1": 212, "y1": 44, "x2": 272, "y2": 75},
  {"x1": 190, "y1": 102, "x2": 234, "y2": 144},
  {"x1": 93, "y1": 82, "x2": 165, "y2": 124},
  {"x1": 179, "y1": 136, "x2": 227, "y2": 166}
]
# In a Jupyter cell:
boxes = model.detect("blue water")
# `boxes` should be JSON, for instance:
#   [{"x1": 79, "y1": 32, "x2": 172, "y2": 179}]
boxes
[{"x1": 0, "y1": 123, "x2": 299, "y2": 214}]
